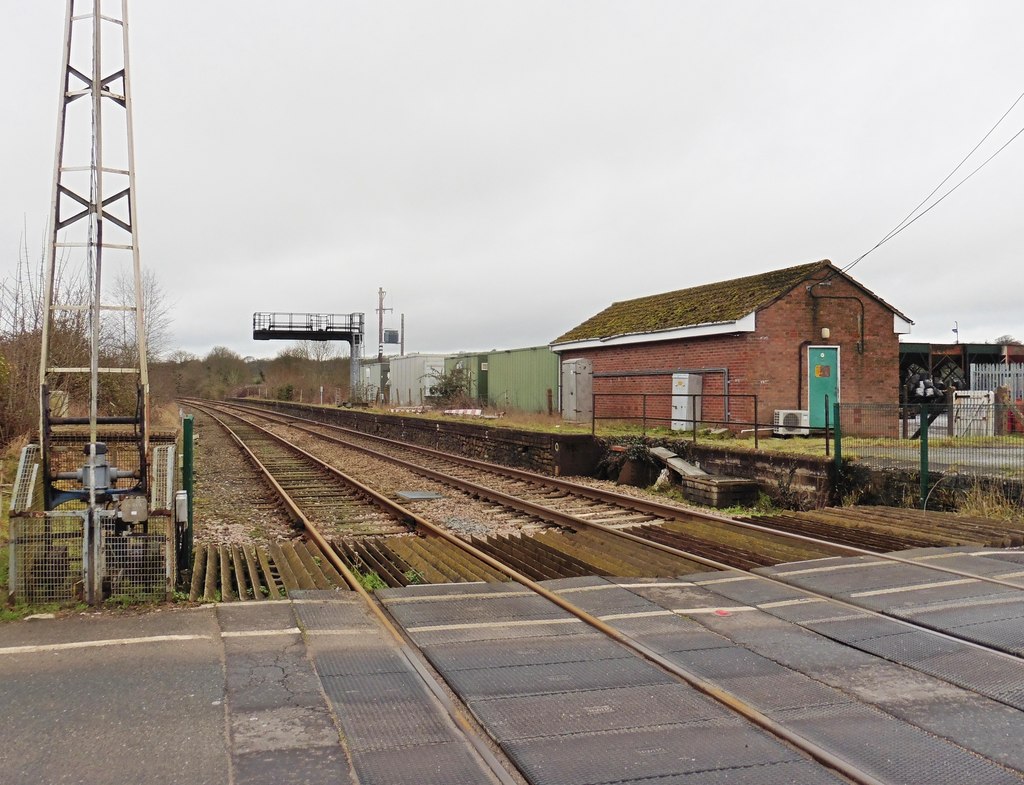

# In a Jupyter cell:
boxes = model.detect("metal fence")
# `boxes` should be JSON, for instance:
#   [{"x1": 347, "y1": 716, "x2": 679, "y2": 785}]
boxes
[
  {"x1": 8, "y1": 440, "x2": 176, "y2": 605},
  {"x1": 592, "y1": 392, "x2": 763, "y2": 447},
  {"x1": 102, "y1": 517, "x2": 174, "y2": 603},
  {"x1": 972, "y1": 363, "x2": 1024, "y2": 400},
  {"x1": 8, "y1": 514, "x2": 173, "y2": 605},
  {"x1": 836, "y1": 401, "x2": 1024, "y2": 507},
  {"x1": 9, "y1": 515, "x2": 85, "y2": 605}
]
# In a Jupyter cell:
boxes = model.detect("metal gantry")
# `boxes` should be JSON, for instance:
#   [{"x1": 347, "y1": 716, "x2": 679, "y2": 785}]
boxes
[
  {"x1": 37, "y1": 0, "x2": 152, "y2": 603},
  {"x1": 252, "y1": 312, "x2": 365, "y2": 402}
]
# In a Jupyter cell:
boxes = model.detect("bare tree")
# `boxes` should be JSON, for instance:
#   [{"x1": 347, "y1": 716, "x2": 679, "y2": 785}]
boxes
[
  {"x1": 108, "y1": 267, "x2": 173, "y2": 362},
  {"x1": 166, "y1": 349, "x2": 198, "y2": 363},
  {"x1": 201, "y1": 346, "x2": 249, "y2": 399},
  {"x1": 298, "y1": 340, "x2": 336, "y2": 364},
  {"x1": 1, "y1": 234, "x2": 91, "y2": 440}
]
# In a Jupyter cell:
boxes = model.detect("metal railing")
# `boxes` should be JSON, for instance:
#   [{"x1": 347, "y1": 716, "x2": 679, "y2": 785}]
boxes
[
  {"x1": 252, "y1": 312, "x2": 364, "y2": 333},
  {"x1": 591, "y1": 392, "x2": 762, "y2": 447}
]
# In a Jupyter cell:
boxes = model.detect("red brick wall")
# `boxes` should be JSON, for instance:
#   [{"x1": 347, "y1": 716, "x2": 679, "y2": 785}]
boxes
[{"x1": 560, "y1": 271, "x2": 901, "y2": 429}]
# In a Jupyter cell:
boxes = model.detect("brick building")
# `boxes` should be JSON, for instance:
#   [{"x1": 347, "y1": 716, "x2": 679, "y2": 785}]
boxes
[{"x1": 551, "y1": 260, "x2": 912, "y2": 430}]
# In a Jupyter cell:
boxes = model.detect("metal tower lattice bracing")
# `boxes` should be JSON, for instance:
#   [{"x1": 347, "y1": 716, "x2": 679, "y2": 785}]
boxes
[{"x1": 36, "y1": 0, "x2": 153, "y2": 603}]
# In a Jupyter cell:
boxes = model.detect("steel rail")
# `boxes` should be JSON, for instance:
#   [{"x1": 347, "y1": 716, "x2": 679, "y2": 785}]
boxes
[
  {"x1": 220, "y1": 399, "x2": 1024, "y2": 594},
  {"x1": 195, "y1": 402, "x2": 889, "y2": 785},
  {"x1": 207, "y1": 400, "x2": 1024, "y2": 674},
  {"x1": 190, "y1": 403, "x2": 521, "y2": 785}
]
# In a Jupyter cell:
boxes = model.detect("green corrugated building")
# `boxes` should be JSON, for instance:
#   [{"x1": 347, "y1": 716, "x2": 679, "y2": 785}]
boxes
[
  {"x1": 444, "y1": 352, "x2": 489, "y2": 402},
  {"x1": 483, "y1": 346, "x2": 559, "y2": 413}
]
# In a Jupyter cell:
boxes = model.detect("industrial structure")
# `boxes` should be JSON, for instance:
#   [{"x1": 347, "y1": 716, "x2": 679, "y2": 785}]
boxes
[
  {"x1": 551, "y1": 260, "x2": 913, "y2": 433},
  {"x1": 252, "y1": 311, "x2": 365, "y2": 401},
  {"x1": 361, "y1": 345, "x2": 560, "y2": 412},
  {"x1": 10, "y1": 0, "x2": 179, "y2": 605},
  {"x1": 900, "y1": 341, "x2": 1024, "y2": 397}
]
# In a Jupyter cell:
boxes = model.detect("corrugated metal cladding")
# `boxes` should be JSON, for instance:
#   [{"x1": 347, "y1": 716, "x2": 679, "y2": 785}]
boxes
[
  {"x1": 390, "y1": 354, "x2": 446, "y2": 405},
  {"x1": 381, "y1": 346, "x2": 557, "y2": 411},
  {"x1": 445, "y1": 353, "x2": 489, "y2": 401},
  {"x1": 485, "y1": 346, "x2": 559, "y2": 413},
  {"x1": 361, "y1": 361, "x2": 389, "y2": 404}
]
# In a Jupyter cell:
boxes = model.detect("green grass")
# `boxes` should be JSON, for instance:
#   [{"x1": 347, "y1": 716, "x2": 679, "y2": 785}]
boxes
[
  {"x1": 648, "y1": 486, "x2": 780, "y2": 517},
  {"x1": 1, "y1": 453, "x2": 11, "y2": 607},
  {"x1": 352, "y1": 568, "x2": 387, "y2": 591},
  {"x1": 0, "y1": 602, "x2": 83, "y2": 622}
]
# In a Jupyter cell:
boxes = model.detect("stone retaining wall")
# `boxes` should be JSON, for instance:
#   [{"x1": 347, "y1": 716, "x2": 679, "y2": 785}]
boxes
[
  {"x1": 629, "y1": 439, "x2": 836, "y2": 509},
  {"x1": 240, "y1": 400, "x2": 602, "y2": 477},
  {"x1": 235, "y1": 400, "x2": 837, "y2": 508}
]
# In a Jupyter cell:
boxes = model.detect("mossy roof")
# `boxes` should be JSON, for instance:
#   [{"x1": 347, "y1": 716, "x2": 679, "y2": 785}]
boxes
[{"x1": 554, "y1": 260, "x2": 839, "y2": 344}]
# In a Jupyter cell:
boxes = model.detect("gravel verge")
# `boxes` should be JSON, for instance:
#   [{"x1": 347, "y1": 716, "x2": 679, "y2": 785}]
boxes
[{"x1": 190, "y1": 410, "x2": 300, "y2": 546}]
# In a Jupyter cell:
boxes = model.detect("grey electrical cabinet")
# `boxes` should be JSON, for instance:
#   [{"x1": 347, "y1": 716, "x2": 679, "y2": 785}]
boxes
[
  {"x1": 560, "y1": 359, "x2": 593, "y2": 422},
  {"x1": 671, "y1": 372, "x2": 703, "y2": 431}
]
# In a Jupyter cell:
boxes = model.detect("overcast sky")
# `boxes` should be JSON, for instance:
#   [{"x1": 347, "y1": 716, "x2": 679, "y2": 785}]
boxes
[{"x1": 2, "y1": 1, "x2": 1022, "y2": 360}]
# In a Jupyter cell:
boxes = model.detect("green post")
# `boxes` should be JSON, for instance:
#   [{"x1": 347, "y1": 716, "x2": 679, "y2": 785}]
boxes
[
  {"x1": 919, "y1": 405, "x2": 929, "y2": 509},
  {"x1": 833, "y1": 401, "x2": 841, "y2": 468},
  {"x1": 182, "y1": 415, "x2": 195, "y2": 567}
]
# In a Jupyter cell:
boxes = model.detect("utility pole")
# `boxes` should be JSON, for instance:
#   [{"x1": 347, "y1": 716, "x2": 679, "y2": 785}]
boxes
[
  {"x1": 376, "y1": 287, "x2": 392, "y2": 361},
  {"x1": 400, "y1": 313, "x2": 405, "y2": 356}
]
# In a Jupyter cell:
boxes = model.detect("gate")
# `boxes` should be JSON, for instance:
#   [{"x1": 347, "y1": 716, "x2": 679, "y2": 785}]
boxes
[{"x1": 971, "y1": 363, "x2": 1024, "y2": 400}]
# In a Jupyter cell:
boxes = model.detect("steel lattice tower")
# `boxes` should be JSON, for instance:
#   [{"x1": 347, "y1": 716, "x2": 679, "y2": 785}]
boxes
[{"x1": 39, "y1": 0, "x2": 150, "y2": 601}]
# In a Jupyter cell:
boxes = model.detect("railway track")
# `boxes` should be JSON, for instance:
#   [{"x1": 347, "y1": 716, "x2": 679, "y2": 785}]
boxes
[
  {"x1": 206, "y1": 399, "x2": 1024, "y2": 586},
  {"x1": 193, "y1": 400, "x2": 1024, "y2": 666},
  {"x1": 187, "y1": 402, "x2": 705, "y2": 601},
  {"x1": 182, "y1": 399, "x2": 1024, "y2": 785},
  {"x1": 191, "y1": 399, "x2": 1024, "y2": 659},
  {"x1": 206, "y1": 400, "x2": 844, "y2": 565},
  {"x1": 222, "y1": 398, "x2": 1024, "y2": 549}
]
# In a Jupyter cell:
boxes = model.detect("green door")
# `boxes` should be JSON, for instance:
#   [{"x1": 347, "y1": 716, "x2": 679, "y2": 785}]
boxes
[{"x1": 807, "y1": 346, "x2": 839, "y2": 428}]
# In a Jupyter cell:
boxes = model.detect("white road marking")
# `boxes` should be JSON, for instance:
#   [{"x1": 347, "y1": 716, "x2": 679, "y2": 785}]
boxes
[
  {"x1": 851, "y1": 578, "x2": 977, "y2": 598},
  {"x1": 221, "y1": 627, "x2": 301, "y2": 637},
  {"x1": 0, "y1": 634, "x2": 208, "y2": 655}
]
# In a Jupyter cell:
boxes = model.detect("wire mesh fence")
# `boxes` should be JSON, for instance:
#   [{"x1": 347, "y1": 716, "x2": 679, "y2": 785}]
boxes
[
  {"x1": 9, "y1": 513, "x2": 173, "y2": 605},
  {"x1": 102, "y1": 516, "x2": 173, "y2": 603},
  {"x1": 10, "y1": 445, "x2": 42, "y2": 513},
  {"x1": 837, "y1": 402, "x2": 1024, "y2": 481},
  {"x1": 9, "y1": 515, "x2": 85, "y2": 605},
  {"x1": 150, "y1": 444, "x2": 176, "y2": 511}
]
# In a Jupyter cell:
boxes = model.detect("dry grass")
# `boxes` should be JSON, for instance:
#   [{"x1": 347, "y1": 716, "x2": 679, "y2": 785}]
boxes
[
  {"x1": 0, "y1": 437, "x2": 25, "y2": 603},
  {"x1": 151, "y1": 400, "x2": 185, "y2": 432},
  {"x1": 356, "y1": 404, "x2": 596, "y2": 435},
  {"x1": 957, "y1": 483, "x2": 1024, "y2": 522}
]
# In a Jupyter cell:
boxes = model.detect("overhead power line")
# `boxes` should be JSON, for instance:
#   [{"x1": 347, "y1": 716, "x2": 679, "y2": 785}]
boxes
[{"x1": 842, "y1": 88, "x2": 1024, "y2": 275}]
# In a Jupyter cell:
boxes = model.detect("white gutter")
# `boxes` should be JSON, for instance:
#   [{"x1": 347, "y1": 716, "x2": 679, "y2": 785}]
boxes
[{"x1": 551, "y1": 311, "x2": 757, "y2": 352}]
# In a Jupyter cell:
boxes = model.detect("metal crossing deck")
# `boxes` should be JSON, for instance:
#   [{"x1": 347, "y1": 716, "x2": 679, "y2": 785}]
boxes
[
  {"x1": 6, "y1": 547, "x2": 1024, "y2": 784},
  {"x1": 378, "y1": 560, "x2": 1024, "y2": 785}
]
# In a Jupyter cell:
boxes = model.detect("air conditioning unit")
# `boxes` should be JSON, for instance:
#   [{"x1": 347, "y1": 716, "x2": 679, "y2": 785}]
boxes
[{"x1": 773, "y1": 409, "x2": 810, "y2": 436}]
